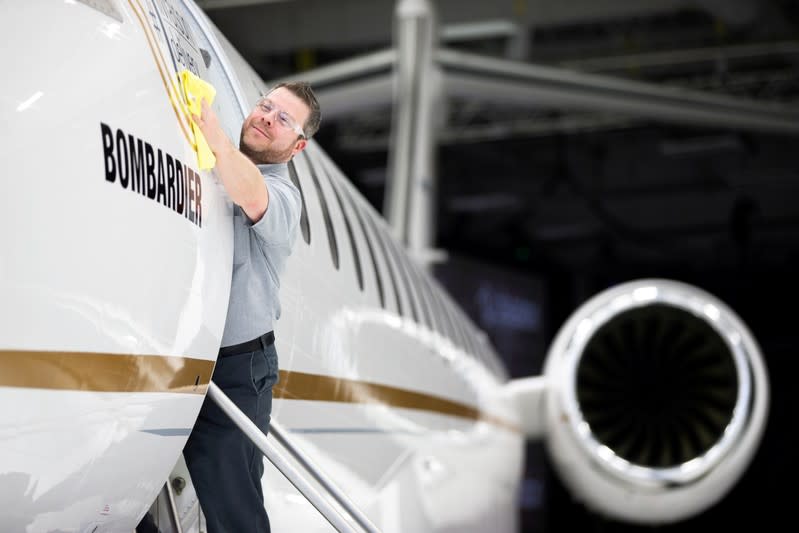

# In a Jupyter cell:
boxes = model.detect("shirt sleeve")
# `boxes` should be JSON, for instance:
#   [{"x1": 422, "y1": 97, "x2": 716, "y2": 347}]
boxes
[{"x1": 248, "y1": 171, "x2": 301, "y2": 249}]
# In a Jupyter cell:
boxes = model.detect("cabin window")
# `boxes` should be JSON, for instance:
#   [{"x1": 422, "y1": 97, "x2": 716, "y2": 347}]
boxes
[
  {"x1": 287, "y1": 161, "x2": 310, "y2": 244},
  {"x1": 341, "y1": 179, "x2": 385, "y2": 308},
  {"x1": 441, "y1": 293, "x2": 468, "y2": 351},
  {"x1": 407, "y1": 261, "x2": 437, "y2": 332},
  {"x1": 420, "y1": 270, "x2": 442, "y2": 334},
  {"x1": 301, "y1": 151, "x2": 339, "y2": 269},
  {"x1": 382, "y1": 235, "x2": 421, "y2": 325},
  {"x1": 316, "y1": 156, "x2": 364, "y2": 291},
  {"x1": 428, "y1": 281, "x2": 455, "y2": 341},
  {"x1": 399, "y1": 243, "x2": 433, "y2": 329},
  {"x1": 363, "y1": 212, "x2": 403, "y2": 316},
  {"x1": 458, "y1": 307, "x2": 480, "y2": 357}
]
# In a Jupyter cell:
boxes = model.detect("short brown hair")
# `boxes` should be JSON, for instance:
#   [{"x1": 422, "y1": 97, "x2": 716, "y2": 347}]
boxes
[{"x1": 267, "y1": 81, "x2": 321, "y2": 139}]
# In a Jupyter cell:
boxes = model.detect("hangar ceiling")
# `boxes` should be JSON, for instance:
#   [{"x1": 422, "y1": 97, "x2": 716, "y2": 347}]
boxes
[{"x1": 197, "y1": 0, "x2": 799, "y2": 277}]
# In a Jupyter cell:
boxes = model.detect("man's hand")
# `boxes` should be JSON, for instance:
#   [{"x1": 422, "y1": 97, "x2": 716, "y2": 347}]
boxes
[
  {"x1": 192, "y1": 99, "x2": 234, "y2": 157},
  {"x1": 192, "y1": 98, "x2": 269, "y2": 222}
]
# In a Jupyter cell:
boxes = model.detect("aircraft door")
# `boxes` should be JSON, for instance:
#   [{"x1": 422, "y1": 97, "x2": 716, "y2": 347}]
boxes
[{"x1": 173, "y1": 0, "x2": 248, "y2": 137}]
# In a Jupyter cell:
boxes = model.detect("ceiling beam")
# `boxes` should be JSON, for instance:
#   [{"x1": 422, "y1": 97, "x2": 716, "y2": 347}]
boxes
[{"x1": 439, "y1": 48, "x2": 799, "y2": 134}]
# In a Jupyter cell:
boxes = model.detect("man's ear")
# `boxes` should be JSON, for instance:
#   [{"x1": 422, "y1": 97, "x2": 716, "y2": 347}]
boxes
[{"x1": 292, "y1": 138, "x2": 307, "y2": 156}]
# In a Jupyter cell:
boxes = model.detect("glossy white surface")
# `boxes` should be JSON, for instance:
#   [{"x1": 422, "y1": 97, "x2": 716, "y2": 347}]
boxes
[
  {"x1": 258, "y1": 141, "x2": 522, "y2": 533},
  {"x1": 1, "y1": 0, "x2": 231, "y2": 357},
  {"x1": 0, "y1": 1, "x2": 522, "y2": 531},
  {"x1": 1, "y1": 0, "x2": 232, "y2": 530}
]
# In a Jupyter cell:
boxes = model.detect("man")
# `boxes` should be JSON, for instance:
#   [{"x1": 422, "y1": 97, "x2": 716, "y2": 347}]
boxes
[{"x1": 183, "y1": 81, "x2": 321, "y2": 533}]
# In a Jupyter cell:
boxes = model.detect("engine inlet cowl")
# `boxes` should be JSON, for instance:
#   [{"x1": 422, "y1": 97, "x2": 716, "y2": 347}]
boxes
[{"x1": 543, "y1": 279, "x2": 769, "y2": 524}]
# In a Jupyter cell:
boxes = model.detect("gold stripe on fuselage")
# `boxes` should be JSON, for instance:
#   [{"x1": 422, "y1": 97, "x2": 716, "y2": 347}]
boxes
[
  {"x1": 0, "y1": 351, "x2": 518, "y2": 431},
  {"x1": 275, "y1": 370, "x2": 518, "y2": 431},
  {"x1": 0, "y1": 350, "x2": 213, "y2": 394}
]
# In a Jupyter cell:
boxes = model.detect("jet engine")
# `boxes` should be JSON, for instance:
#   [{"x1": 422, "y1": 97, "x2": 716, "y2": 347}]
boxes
[{"x1": 511, "y1": 278, "x2": 770, "y2": 524}]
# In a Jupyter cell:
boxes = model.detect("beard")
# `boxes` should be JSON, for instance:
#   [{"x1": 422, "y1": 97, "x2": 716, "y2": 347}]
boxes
[{"x1": 239, "y1": 128, "x2": 296, "y2": 164}]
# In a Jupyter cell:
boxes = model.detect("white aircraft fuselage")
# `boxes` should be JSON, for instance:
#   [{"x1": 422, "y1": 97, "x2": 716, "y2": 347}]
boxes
[
  {"x1": 0, "y1": 1, "x2": 522, "y2": 531},
  {"x1": 1, "y1": 1, "x2": 771, "y2": 532}
]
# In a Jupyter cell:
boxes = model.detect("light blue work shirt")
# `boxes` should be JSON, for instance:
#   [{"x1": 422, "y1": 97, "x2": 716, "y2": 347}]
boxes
[{"x1": 220, "y1": 162, "x2": 300, "y2": 347}]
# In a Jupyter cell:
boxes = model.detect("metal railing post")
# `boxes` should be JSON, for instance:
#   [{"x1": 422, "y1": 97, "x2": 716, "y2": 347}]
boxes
[
  {"x1": 206, "y1": 381, "x2": 380, "y2": 533},
  {"x1": 268, "y1": 419, "x2": 381, "y2": 533}
]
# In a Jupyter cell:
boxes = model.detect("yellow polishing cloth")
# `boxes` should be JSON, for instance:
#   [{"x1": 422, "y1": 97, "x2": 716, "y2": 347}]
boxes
[{"x1": 180, "y1": 69, "x2": 217, "y2": 170}]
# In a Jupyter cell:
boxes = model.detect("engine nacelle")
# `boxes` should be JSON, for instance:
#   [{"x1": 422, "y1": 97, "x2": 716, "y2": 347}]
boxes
[{"x1": 541, "y1": 279, "x2": 769, "y2": 523}]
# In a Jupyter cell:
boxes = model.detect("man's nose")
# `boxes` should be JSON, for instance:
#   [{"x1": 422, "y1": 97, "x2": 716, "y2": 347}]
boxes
[{"x1": 256, "y1": 115, "x2": 273, "y2": 131}]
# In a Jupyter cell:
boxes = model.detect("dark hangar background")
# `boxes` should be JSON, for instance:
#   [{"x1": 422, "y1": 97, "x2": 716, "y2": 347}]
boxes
[{"x1": 198, "y1": 0, "x2": 799, "y2": 531}]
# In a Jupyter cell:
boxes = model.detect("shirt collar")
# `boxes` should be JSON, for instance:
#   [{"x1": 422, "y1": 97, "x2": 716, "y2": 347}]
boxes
[{"x1": 256, "y1": 162, "x2": 289, "y2": 179}]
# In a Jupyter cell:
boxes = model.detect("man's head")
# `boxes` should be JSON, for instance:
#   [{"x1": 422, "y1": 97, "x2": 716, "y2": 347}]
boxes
[{"x1": 239, "y1": 81, "x2": 321, "y2": 164}]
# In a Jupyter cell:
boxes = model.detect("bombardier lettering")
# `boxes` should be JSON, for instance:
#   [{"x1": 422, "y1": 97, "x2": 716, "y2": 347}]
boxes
[{"x1": 100, "y1": 122, "x2": 202, "y2": 228}]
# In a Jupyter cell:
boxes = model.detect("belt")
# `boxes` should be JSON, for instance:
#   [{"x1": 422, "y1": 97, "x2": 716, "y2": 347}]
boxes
[{"x1": 218, "y1": 331, "x2": 274, "y2": 358}]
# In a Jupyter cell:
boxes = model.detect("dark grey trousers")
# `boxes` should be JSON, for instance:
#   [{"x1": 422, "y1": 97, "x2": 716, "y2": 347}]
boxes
[{"x1": 184, "y1": 339, "x2": 279, "y2": 533}]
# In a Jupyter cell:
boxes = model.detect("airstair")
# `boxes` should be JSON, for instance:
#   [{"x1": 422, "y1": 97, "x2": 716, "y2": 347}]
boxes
[{"x1": 137, "y1": 382, "x2": 381, "y2": 533}]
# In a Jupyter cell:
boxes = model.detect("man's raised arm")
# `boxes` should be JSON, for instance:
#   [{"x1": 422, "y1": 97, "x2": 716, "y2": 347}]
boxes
[{"x1": 192, "y1": 99, "x2": 269, "y2": 223}]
